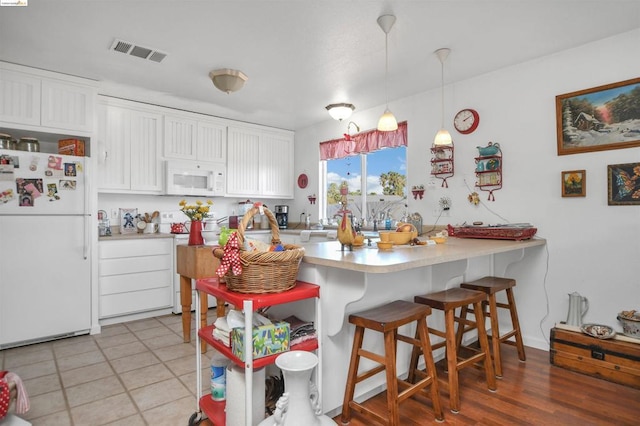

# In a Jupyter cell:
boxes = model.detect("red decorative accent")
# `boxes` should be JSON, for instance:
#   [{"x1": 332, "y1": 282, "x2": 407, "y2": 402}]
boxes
[
  {"x1": 308, "y1": 195, "x2": 316, "y2": 204},
  {"x1": 411, "y1": 189, "x2": 425, "y2": 200},
  {"x1": 215, "y1": 232, "x2": 243, "y2": 277},
  {"x1": 188, "y1": 220, "x2": 204, "y2": 246},
  {"x1": 297, "y1": 174, "x2": 308, "y2": 189}
]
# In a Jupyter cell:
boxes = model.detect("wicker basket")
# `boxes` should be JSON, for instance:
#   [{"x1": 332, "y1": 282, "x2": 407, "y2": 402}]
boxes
[{"x1": 213, "y1": 206, "x2": 304, "y2": 293}]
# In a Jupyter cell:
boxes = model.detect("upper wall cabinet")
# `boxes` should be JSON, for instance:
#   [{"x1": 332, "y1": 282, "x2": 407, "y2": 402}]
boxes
[
  {"x1": 163, "y1": 113, "x2": 226, "y2": 163},
  {"x1": 227, "y1": 125, "x2": 294, "y2": 198},
  {"x1": 0, "y1": 63, "x2": 96, "y2": 134},
  {"x1": 97, "y1": 97, "x2": 163, "y2": 193}
]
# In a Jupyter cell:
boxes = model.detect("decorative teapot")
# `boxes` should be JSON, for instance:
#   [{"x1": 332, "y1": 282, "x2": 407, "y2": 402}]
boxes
[
  {"x1": 477, "y1": 142, "x2": 501, "y2": 156},
  {"x1": 566, "y1": 291, "x2": 589, "y2": 327},
  {"x1": 170, "y1": 222, "x2": 188, "y2": 234}
]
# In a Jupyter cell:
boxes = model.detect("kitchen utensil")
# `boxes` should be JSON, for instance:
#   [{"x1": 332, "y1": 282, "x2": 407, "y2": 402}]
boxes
[
  {"x1": 17, "y1": 137, "x2": 40, "y2": 152},
  {"x1": 143, "y1": 223, "x2": 158, "y2": 233},
  {"x1": 566, "y1": 292, "x2": 589, "y2": 327}
]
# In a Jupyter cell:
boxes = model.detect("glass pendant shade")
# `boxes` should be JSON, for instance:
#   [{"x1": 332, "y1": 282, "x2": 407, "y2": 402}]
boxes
[
  {"x1": 377, "y1": 109, "x2": 398, "y2": 131},
  {"x1": 434, "y1": 128, "x2": 452, "y2": 145}
]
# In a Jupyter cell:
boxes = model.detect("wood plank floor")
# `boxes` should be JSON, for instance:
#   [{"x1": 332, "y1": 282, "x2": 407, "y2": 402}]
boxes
[{"x1": 333, "y1": 345, "x2": 640, "y2": 425}]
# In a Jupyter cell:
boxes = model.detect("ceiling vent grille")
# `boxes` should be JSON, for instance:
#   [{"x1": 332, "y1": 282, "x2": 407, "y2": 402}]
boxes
[{"x1": 110, "y1": 39, "x2": 167, "y2": 63}]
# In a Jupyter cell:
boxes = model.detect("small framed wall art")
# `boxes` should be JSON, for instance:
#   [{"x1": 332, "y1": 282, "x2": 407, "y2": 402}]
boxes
[
  {"x1": 119, "y1": 207, "x2": 138, "y2": 234},
  {"x1": 607, "y1": 162, "x2": 640, "y2": 205},
  {"x1": 561, "y1": 170, "x2": 586, "y2": 197}
]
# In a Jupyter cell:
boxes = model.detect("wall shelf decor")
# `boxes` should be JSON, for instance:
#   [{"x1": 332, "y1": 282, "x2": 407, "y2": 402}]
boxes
[
  {"x1": 475, "y1": 142, "x2": 502, "y2": 201},
  {"x1": 430, "y1": 143, "x2": 454, "y2": 187},
  {"x1": 411, "y1": 185, "x2": 425, "y2": 199}
]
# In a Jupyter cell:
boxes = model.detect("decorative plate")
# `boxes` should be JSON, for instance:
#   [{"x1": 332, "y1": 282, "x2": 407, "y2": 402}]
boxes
[
  {"x1": 581, "y1": 323, "x2": 616, "y2": 339},
  {"x1": 297, "y1": 173, "x2": 308, "y2": 189}
]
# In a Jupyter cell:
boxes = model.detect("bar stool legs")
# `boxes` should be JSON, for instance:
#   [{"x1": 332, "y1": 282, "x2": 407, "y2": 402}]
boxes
[
  {"x1": 341, "y1": 300, "x2": 444, "y2": 425},
  {"x1": 411, "y1": 288, "x2": 496, "y2": 414},
  {"x1": 460, "y1": 276, "x2": 526, "y2": 377}
]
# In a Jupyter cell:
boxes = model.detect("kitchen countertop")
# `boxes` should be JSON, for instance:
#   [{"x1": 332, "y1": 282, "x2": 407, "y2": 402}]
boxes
[{"x1": 300, "y1": 237, "x2": 546, "y2": 273}]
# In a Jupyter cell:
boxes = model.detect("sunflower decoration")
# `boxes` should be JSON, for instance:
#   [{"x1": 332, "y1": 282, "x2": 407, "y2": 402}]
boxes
[
  {"x1": 179, "y1": 199, "x2": 213, "y2": 221},
  {"x1": 468, "y1": 192, "x2": 480, "y2": 206}
]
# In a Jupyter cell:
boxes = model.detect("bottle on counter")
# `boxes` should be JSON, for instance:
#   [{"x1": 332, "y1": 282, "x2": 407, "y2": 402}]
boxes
[{"x1": 210, "y1": 350, "x2": 228, "y2": 401}]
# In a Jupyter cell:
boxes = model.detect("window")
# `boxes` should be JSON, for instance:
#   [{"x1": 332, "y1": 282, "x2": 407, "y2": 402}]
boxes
[{"x1": 323, "y1": 145, "x2": 407, "y2": 227}]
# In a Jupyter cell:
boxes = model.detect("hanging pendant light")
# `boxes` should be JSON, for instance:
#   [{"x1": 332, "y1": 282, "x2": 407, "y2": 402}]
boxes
[
  {"x1": 434, "y1": 48, "x2": 452, "y2": 145},
  {"x1": 377, "y1": 14, "x2": 398, "y2": 132}
]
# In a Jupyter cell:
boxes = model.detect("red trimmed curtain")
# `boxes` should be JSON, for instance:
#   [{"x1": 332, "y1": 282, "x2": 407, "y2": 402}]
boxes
[{"x1": 319, "y1": 121, "x2": 407, "y2": 160}]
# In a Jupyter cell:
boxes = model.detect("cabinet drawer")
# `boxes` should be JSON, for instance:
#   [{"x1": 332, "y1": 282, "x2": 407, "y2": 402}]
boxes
[
  {"x1": 100, "y1": 269, "x2": 172, "y2": 295},
  {"x1": 100, "y1": 239, "x2": 172, "y2": 259},
  {"x1": 99, "y1": 254, "x2": 171, "y2": 276},
  {"x1": 100, "y1": 287, "x2": 172, "y2": 318}
]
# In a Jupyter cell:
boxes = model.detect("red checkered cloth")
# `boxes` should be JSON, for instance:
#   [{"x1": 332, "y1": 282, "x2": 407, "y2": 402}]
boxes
[{"x1": 216, "y1": 232, "x2": 243, "y2": 277}]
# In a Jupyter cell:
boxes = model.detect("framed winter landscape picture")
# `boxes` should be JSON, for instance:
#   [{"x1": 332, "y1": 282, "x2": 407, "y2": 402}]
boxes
[{"x1": 556, "y1": 77, "x2": 640, "y2": 155}]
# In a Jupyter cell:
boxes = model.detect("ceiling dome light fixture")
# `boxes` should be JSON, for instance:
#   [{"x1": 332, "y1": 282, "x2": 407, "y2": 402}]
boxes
[
  {"x1": 326, "y1": 103, "x2": 355, "y2": 121},
  {"x1": 209, "y1": 68, "x2": 248, "y2": 94},
  {"x1": 434, "y1": 48, "x2": 453, "y2": 145},
  {"x1": 377, "y1": 14, "x2": 398, "y2": 132}
]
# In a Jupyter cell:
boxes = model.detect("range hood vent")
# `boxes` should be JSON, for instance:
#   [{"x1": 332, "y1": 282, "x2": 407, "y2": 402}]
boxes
[{"x1": 110, "y1": 39, "x2": 167, "y2": 63}]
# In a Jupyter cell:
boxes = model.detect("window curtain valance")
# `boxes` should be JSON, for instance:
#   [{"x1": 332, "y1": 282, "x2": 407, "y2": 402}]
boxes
[{"x1": 319, "y1": 121, "x2": 407, "y2": 160}]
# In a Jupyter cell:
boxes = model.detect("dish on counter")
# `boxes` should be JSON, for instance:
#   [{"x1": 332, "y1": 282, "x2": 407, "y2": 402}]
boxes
[
  {"x1": 581, "y1": 323, "x2": 616, "y2": 339},
  {"x1": 376, "y1": 241, "x2": 393, "y2": 250}
]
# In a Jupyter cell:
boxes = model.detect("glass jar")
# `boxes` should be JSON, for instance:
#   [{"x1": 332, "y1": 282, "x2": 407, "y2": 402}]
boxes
[
  {"x1": 0, "y1": 133, "x2": 11, "y2": 149},
  {"x1": 18, "y1": 137, "x2": 40, "y2": 152}
]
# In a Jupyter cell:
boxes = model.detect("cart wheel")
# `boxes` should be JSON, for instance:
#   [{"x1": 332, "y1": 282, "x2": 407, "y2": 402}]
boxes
[{"x1": 188, "y1": 411, "x2": 203, "y2": 426}]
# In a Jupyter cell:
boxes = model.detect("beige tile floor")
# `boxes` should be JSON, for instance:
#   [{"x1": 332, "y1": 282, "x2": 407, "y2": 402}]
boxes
[{"x1": 0, "y1": 311, "x2": 219, "y2": 426}]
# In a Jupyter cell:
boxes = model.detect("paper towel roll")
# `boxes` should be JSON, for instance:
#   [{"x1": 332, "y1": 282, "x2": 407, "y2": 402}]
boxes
[{"x1": 226, "y1": 364, "x2": 266, "y2": 426}]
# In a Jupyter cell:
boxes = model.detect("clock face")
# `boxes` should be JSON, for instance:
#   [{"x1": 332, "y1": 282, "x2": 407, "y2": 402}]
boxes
[{"x1": 454, "y1": 109, "x2": 479, "y2": 134}]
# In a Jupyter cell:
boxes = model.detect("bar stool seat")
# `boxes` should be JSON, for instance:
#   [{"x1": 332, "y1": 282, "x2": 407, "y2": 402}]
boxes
[
  {"x1": 460, "y1": 276, "x2": 526, "y2": 377},
  {"x1": 341, "y1": 300, "x2": 444, "y2": 425},
  {"x1": 410, "y1": 288, "x2": 496, "y2": 413}
]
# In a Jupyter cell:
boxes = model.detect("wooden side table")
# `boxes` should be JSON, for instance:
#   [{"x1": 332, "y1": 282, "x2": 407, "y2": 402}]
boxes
[{"x1": 176, "y1": 244, "x2": 223, "y2": 353}]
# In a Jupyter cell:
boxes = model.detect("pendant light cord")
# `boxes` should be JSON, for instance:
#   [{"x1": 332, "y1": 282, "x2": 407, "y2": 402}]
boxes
[
  {"x1": 440, "y1": 57, "x2": 445, "y2": 128},
  {"x1": 385, "y1": 32, "x2": 389, "y2": 108}
]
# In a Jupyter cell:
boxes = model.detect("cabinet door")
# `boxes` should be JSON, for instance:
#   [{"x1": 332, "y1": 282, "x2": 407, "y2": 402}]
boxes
[
  {"x1": 0, "y1": 69, "x2": 41, "y2": 126},
  {"x1": 260, "y1": 131, "x2": 294, "y2": 198},
  {"x1": 41, "y1": 79, "x2": 95, "y2": 132},
  {"x1": 197, "y1": 119, "x2": 227, "y2": 163},
  {"x1": 164, "y1": 115, "x2": 197, "y2": 159},
  {"x1": 98, "y1": 103, "x2": 131, "y2": 190},
  {"x1": 227, "y1": 126, "x2": 261, "y2": 196},
  {"x1": 130, "y1": 109, "x2": 163, "y2": 192}
]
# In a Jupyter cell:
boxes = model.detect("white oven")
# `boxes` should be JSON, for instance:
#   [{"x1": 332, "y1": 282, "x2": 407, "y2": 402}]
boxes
[{"x1": 165, "y1": 159, "x2": 225, "y2": 197}]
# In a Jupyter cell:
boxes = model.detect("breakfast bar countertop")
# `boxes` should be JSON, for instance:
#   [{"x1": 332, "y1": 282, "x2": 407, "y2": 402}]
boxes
[{"x1": 300, "y1": 237, "x2": 546, "y2": 273}]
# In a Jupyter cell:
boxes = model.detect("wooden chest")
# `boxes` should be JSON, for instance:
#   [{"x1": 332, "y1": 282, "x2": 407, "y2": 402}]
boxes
[{"x1": 550, "y1": 327, "x2": 640, "y2": 389}]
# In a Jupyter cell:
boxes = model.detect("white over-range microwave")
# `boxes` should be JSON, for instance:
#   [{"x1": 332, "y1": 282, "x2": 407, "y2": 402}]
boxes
[{"x1": 165, "y1": 160, "x2": 226, "y2": 197}]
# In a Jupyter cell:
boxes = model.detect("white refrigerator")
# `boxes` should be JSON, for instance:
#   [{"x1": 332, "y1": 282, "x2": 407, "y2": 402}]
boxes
[{"x1": 0, "y1": 149, "x2": 91, "y2": 348}]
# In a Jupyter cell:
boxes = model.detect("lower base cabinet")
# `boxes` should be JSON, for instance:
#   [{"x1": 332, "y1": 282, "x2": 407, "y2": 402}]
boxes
[{"x1": 99, "y1": 238, "x2": 174, "y2": 320}]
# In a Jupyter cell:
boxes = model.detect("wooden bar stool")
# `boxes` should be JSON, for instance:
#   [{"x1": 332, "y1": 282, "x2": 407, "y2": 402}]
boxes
[
  {"x1": 410, "y1": 288, "x2": 496, "y2": 413},
  {"x1": 460, "y1": 276, "x2": 526, "y2": 377},
  {"x1": 341, "y1": 300, "x2": 444, "y2": 426}
]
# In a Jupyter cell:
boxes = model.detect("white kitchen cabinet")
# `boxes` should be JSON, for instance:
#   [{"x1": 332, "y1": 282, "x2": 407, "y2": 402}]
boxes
[
  {"x1": 97, "y1": 97, "x2": 164, "y2": 193},
  {"x1": 227, "y1": 125, "x2": 294, "y2": 198},
  {"x1": 164, "y1": 113, "x2": 227, "y2": 163},
  {"x1": 99, "y1": 238, "x2": 174, "y2": 321},
  {"x1": 0, "y1": 62, "x2": 95, "y2": 133}
]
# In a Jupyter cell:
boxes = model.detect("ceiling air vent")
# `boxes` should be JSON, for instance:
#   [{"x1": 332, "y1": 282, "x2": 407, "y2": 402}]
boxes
[{"x1": 110, "y1": 39, "x2": 167, "y2": 63}]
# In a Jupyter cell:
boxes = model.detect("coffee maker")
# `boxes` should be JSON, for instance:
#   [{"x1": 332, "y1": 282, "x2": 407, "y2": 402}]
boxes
[{"x1": 274, "y1": 205, "x2": 289, "y2": 229}]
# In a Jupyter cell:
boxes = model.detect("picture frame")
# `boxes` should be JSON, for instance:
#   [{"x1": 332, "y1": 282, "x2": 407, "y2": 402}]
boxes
[
  {"x1": 561, "y1": 170, "x2": 586, "y2": 197},
  {"x1": 119, "y1": 207, "x2": 138, "y2": 234},
  {"x1": 556, "y1": 77, "x2": 640, "y2": 155},
  {"x1": 607, "y1": 162, "x2": 640, "y2": 205}
]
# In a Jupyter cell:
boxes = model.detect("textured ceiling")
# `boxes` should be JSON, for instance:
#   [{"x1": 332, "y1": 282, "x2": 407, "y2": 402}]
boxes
[{"x1": 1, "y1": 1, "x2": 639, "y2": 130}]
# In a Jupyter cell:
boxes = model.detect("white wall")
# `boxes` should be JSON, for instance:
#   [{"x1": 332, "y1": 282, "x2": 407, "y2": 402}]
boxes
[{"x1": 292, "y1": 29, "x2": 640, "y2": 348}]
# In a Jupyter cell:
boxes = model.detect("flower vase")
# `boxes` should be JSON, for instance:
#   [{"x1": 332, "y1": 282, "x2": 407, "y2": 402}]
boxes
[
  {"x1": 188, "y1": 220, "x2": 204, "y2": 246},
  {"x1": 258, "y1": 351, "x2": 333, "y2": 426}
]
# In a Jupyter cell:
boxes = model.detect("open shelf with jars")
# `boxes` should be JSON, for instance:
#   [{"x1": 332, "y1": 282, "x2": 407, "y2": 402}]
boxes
[{"x1": 430, "y1": 144, "x2": 454, "y2": 187}]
